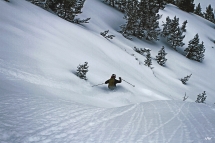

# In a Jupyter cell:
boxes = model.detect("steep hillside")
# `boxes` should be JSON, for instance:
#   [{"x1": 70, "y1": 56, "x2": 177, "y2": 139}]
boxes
[
  {"x1": 0, "y1": 0, "x2": 215, "y2": 108},
  {"x1": 1, "y1": 0, "x2": 215, "y2": 142}
]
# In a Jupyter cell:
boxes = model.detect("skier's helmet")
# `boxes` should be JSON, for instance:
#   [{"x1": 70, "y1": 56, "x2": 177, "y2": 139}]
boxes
[{"x1": 111, "y1": 74, "x2": 116, "y2": 78}]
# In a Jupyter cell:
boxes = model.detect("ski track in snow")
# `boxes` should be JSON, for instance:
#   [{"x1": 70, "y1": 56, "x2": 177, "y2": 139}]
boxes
[{"x1": 1, "y1": 93, "x2": 215, "y2": 143}]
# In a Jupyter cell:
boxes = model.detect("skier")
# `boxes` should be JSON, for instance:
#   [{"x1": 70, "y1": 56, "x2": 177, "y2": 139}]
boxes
[{"x1": 105, "y1": 74, "x2": 122, "y2": 90}]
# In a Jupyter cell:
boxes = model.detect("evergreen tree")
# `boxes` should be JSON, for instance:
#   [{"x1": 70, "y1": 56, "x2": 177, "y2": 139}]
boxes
[
  {"x1": 161, "y1": 16, "x2": 172, "y2": 37},
  {"x1": 76, "y1": 62, "x2": 89, "y2": 80},
  {"x1": 174, "y1": 0, "x2": 180, "y2": 6},
  {"x1": 195, "y1": 41, "x2": 205, "y2": 62},
  {"x1": 115, "y1": 0, "x2": 127, "y2": 12},
  {"x1": 134, "y1": 47, "x2": 151, "y2": 56},
  {"x1": 144, "y1": 13, "x2": 161, "y2": 41},
  {"x1": 144, "y1": 50, "x2": 152, "y2": 67},
  {"x1": 162, "y1": 16, "x2": 185, "y2": 50},
  {"x1": 185, "y1": 33, "x2": 199, "y2": 58},
  {"x1": 178, "y1": 0, "x2": 195, "y2": 13},
  {"x1": 157, "y1": 0, "x2": 166, "y2": 10},
  {"x1": 120, "y1": 0, "x2": 161, "y2": 41},
  {"x1": 181, "y1": 20, "x2": 187, "y2": 33},
  {"x1": 29, "y1": 0, "x2": 89, "y2": 24},
  {"x1": 28, "y1": 0, "x2": 48, "y2": 8},
  {"x1": 184, "y1": 34, "x2": 205, "y2": 62},
  {"x1": 120, "y1": 0, "x2": 139, "y2": 40},
  {"x1": 180, "y1": 74, "x2": 192, "y2": 84},
  {"x1": 100, "y1": 30, "x2": 109, "y2": 37},
  {"x1": 170, "y1": 16, "x2": 180, "y2": 32},
  {"x1": 100, "y1": 30, "x2": 115, "y2": 40},
  {"x1": 204, "y1": 4, "x2": 215, "y2": 23},
  {"x1": 53, "y1": 0, "x2": 85, "y2": 22},
  {"x1": 161, "y1": 16, "x2": 179, "y2": 37},
  {"x1": 133, "y1": 47, "x2": 144, "y2": 55},
  {"x1": 195, "y1": 91, "x2": 207, "y2": 103},
  {"x1": 167, "y1": 26, "x2": 185, "y2": 50},
  {"x1": 194, "y1": 3, "x2": 203, "y2": 17},
  {"x1": 165, "y1": 0, "x2": 175, "y2": 5},
  {"x1": 104, "y1": 0, "x2": 115, "y2": 7},
  {"x1": 156, "y1": 46, "x2": 167, "y2": 66},
  {"x1": 137, "y1": 0, "x2": 161, "y2": 41}
]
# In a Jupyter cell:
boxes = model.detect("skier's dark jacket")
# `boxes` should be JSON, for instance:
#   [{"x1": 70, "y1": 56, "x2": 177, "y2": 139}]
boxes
[{"x1": 105, "y1": 76, "x2": 121, "y2": 88}]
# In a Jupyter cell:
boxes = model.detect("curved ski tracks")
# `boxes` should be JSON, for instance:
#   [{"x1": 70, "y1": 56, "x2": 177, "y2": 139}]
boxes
[{"x1": 1, "y1": 94, "x2": 215, "y2": 143}]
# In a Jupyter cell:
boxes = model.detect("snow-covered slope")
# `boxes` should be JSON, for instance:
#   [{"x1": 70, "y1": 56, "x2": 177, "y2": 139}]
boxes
[
  {"x1": 1, "y1": 0, "x2": 215, "y2": 108},
  {"x1": 0, "y1": 0, "x2": 215, "y2": 142},
  {"x1": 1, "y1": 93, "x2": 215, "y2": 142}
]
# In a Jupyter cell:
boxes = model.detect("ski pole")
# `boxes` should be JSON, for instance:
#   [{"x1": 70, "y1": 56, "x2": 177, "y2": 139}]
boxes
[
  {"x1": 92, "y1": 83, "x2": 105, "y2": 87},
  {"x1": 122, "y1": 79, "x2": 135, "y2": 87}
]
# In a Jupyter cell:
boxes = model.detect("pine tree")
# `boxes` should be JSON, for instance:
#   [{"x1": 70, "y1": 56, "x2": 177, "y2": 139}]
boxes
[
  {"x1": 100, "y1": 30, "x2": 109, "y2": 37},
  {"x1": 181, "y1": 20, "x2": 187, "y2": 33},
  {"x1": 55, "y1": 0, "x2": 75, "y2": 21},
  {"x1": 161, "y1": 16, "x2": 172, "y2": 37},
  {"x1": 184, "y1": 34, "x2": 205, "y2": 62},
  {"x1": 161, "y1": 16, "x2": 179, "y2": 38},
  {"x1": 156, "y1": 46, "x2": 167, "y2": 66},
  {"x1": 134, "y1": 47, "x2": 151, "y2": 56},
  {"x1": 195, "y1": 41, "x2": 205, "y2": 62},
  {"x1": 115, "y1": 0, "x2": 127, "y2": 12},
  {"x1": 104, "y1": 0, "x2": 115, "y2": 7},
  {"x1": 76, "y1": 62, "x2": 89, "y2": 80},
  {"x1": 144, "y1": 14, "x2": 161, "y2": 41},
  {"x1": 194, "y1": 3, "x2": 203, "y2": 17},
  {"x1": 180, "y1": 74, "x2": 192, "y2": 84},
  {"x1": 120, "y1": 0, "x2": 139, "y2": 40},
  {"x1": 204, "y1": 4, "x2": 215, "y2": 23},
  {"x1": 120, "y1": 0, "x2": 161, "y2": 41},
  {"x1": 134, "y1": 47, "x2": 144, "y2": 55},
  {"x1": 170, "y1": 16, "x2": 180, "y2": 32},
  {"x1": 30, "y1": 0, "x2": 90, "y2": 24},
  {"x1": 137, "y1": 0, "x2": 161, "y2": 41},
  {"x1": 167, "y1": 26, "x2": 185, "y2": 50},
  {"x1": 144, "y1": 50, "x2": 152, "y2": 67},
  {"x1": 100, "y1": 30, "x2": 115, "y2": 40},
  {"x1": 157, "y1": 0, "x2": 166, "y2": 10},
  {"x1": 178, "y1": 0, "x2": 195, "y2": 13},
  {"x1": 162, "y1": 16, "x2": 185, "y2": 50},
  {"x1": 165, "y1": 0, "x2": 175, "y2": 4},
  {"x1": 195, "y1": 91, "x2": 207, "y2": 103}
]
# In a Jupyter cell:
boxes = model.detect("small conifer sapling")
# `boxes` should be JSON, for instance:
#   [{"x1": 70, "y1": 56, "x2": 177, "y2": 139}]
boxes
[
  {"x1": 181, "y1": 20, "x2": 188, "y2": 32},
  {"x1": 76, "y1": 62, "x2": 89, "y2": 80},
  {"x1": 100, "y1": 30, "x2": 115, "y2": 40},
  {"x1": 180, "y1": 74, "x2": 192, "y2": 84},
  {"x1": 144, "y1": 51, "x2": 152, "y2": 67},
  {"x1": 195, "y1": 91, "x2": 207, "y2": 103},
  {"x1": 156, "y1": 46, "x2": 167, "y2": 66}
]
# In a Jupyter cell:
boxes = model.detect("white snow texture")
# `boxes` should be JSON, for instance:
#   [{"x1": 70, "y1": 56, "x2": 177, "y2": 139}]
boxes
[{"x1": 0, "y1": 0, "x2": 215, "y2": 142}]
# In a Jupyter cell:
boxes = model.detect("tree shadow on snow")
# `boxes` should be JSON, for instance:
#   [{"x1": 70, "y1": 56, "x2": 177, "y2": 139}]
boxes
[{"x1": 70, "y1": 70, "x2": 76, "y2": 75}]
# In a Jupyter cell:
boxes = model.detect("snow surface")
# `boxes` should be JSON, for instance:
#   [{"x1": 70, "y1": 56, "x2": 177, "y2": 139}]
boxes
[{"x1": 0, "y1": 0, "x2": 215, "y2": 142}]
